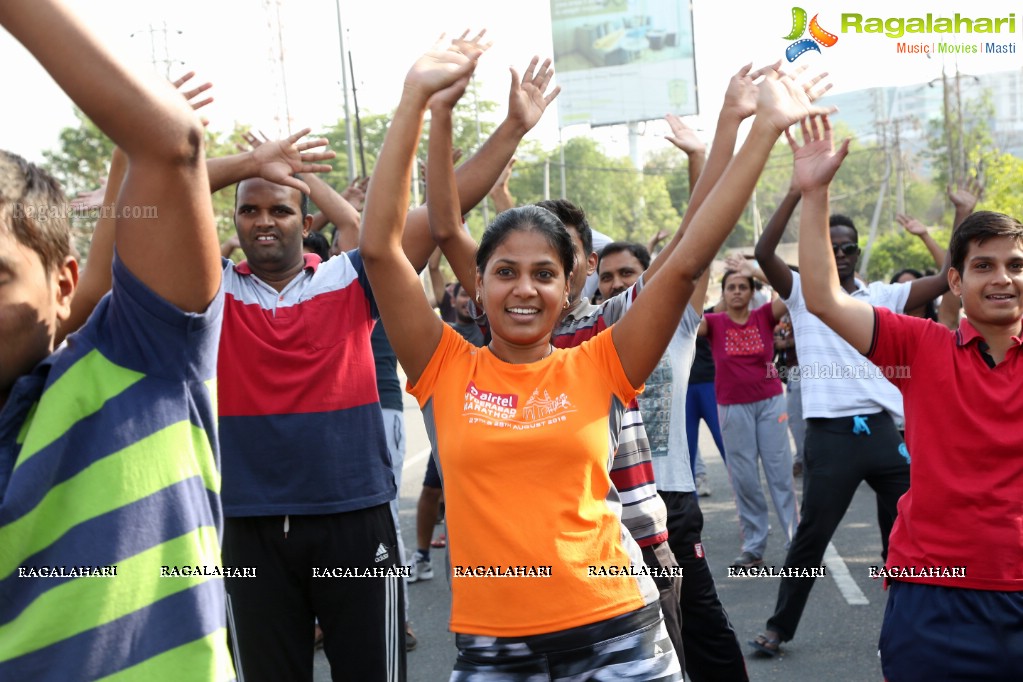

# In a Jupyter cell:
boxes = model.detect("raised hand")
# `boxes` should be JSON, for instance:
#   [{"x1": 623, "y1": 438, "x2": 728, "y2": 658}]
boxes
[
  {"x1": 341, "y1": 176, "x2": 370, "y2": 213},
  {"x1": 722, "y1": 62, "x2": 768, "y2": 121},
  {"x1": 947, "y1": 176, "x2": 984, "y2": 214},
  {"x1": 247, "y1": 128, "x2": 335, "y2": 194},
  {"x1": 647, "y1": 228, "x2": 671, "y2": 252},
  {"x1": 428, "y1": 31, "x2": 489, "y2": 110},
  {"x1": 171, "y1": 71, "x2": 213, "y2": 110},
  {"x1": 664, "y1": 114, "x2": 705, "y2": 154},
  {"x1": 406, "y1": 31, "x2": 486, "y2": 101},
  {"x1": 786, "y1": 114, "x2": 850, "y2": 193},
  {"x1": 724, "y1": 252, "x2": 755, "y2": 277},
  {"x1": 895, "y1": 213, "x2": 929, "y2": 236},
  {"x1": 506, "y1": 56, "x2": 561, "y2": 133},
  {"x1": 70, "y1": 184, "x2": 107, "y2": 211},
  {"x1": 756, "y1": 66, "x2": 835, "y2": 134},
  {"x1": 493, "y1": 158, "x2": 515, "y2": 190},
  {"x1": 171, "y1": 71, "x2": 213, "y2": 126}
]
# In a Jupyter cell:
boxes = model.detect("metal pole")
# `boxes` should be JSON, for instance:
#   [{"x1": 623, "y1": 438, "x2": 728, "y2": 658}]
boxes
[
  {"x1": 349, "y1": 48, "x2": 367, "y2": 179},
  {"x1": 559, "y1": 129, "x2": 567, "y2": 199},
  {"x1": 472, "y1": 76, "x2": 489, "y2": 226},
  {"x1": 333, "y1": 1, "x2": 357, "y2": 183}
]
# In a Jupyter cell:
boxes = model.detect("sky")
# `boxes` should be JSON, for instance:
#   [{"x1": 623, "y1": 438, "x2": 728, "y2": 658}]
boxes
[{"x1": 2, "y1": 0, "x2": 1020, "y2": 168}]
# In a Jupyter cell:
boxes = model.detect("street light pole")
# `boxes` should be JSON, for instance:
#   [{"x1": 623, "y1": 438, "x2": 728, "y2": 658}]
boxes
[{"x1": 334, "y1": 1, "x2": 358, "y2": 183}]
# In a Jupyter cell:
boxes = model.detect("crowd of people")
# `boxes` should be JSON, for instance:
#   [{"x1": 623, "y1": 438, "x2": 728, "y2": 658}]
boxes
[{"x1": 1, "y1": 4, "x2": 1021, "y2": 682}]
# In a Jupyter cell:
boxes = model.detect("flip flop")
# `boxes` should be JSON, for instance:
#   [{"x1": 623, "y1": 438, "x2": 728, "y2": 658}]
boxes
[
  {"x1": 431, "y1": 534, "x2": 446, "y2": 548},
  {"x1": 749, "y1": 633, "x2": 781, "y2": 657}
]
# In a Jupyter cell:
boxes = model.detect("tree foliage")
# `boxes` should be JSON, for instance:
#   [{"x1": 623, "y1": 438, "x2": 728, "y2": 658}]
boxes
[
  {"x1": 862, "y1": 227, "x2": 951, "y2": 283},
  {"x1": 42, "y1": 108, "x2": 114, "y2": 196}
]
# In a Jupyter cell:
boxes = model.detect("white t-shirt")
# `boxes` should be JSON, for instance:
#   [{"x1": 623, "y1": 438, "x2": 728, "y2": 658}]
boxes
[
  {"x1": 582, "y1": 228, "x2": 614, "y2": 301},
  {"x1": 644, "y1": 305, "x2": 701, "y2": 493},
  {"x1": 784, "y1": 271, "x2": 910, "y2": 420}
]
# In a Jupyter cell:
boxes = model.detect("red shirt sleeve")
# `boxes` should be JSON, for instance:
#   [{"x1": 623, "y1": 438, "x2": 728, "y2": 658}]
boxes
[{"x1": 866, "y1": 307, "x2": 929, "y2": 392}]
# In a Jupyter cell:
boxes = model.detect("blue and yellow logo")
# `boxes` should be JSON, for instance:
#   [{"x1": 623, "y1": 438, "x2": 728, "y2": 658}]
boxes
[{"x1": 784, "y1": 7, "x2": 839, "y2": 61}]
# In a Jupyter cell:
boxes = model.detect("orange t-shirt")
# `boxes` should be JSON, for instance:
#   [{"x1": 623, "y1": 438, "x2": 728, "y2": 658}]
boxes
[{"x1": 409, "y1": 325, "x2": 659, "y2": 637}]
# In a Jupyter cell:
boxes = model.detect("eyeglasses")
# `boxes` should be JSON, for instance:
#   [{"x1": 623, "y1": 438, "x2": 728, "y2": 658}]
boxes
[{"x1": 832, "y1": 243, "x2": 860, "y2": 257}]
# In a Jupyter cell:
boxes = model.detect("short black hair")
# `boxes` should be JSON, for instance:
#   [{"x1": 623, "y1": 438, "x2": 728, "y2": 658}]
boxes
[
  {"x1": 234, "y1": 177, "x2": 310, "y2": 217},
  {"x1": 598, "y1": 241, "x2": 651, "y2": 272},
  {"x1": 535, "y1": 199, "x2": 591, "y2": 256},
  {"x1": 302, "y1": 230, "x2": 330, "y2": 261},
  {"x1": 829, "y1": 214, "x2": 859, "y2": 242},
  {"x1": 0, "y1": 150, "x2": 72, "y2": 273},
  {"x1": 949, "y1": 210, "x2": 1023, "y2": 274},
  {"x1": 890, "y1": 268, "x2": 924, "y2": 283}
]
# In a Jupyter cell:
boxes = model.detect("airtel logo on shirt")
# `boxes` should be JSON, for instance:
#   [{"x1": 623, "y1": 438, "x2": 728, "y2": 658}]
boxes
[{"x1": 466, "y1": 381, "x2": 519, "y2": 408}]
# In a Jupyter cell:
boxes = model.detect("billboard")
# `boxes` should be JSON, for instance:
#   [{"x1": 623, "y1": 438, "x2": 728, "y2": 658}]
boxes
[{"x1": 549, "y1": 0, "x2": 698, "y2": 127}]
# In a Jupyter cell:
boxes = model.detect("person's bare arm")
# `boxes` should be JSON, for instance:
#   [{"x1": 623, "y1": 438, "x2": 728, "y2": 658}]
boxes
[
  {"x1": 361, "y1": 37, "x2": 482, "y2": 384},
  {"x1": 754, "y1": 183, "x2": 800, "y2": 299},
  {"x1": 895, "y1": 214, "x2": 945, "y2": 267},
  {"x1": 793, "y1": 116, "x2": 874, "y2": 353},
  {"x1": 614, "y1": 69, "x2": 835, "y2": 386},
  {"x1": 770, "y1": 295, "x2": 788, "y2": 321},
  {"x1": 0, "y1": 2, "x2": 224, "y2": 311},
  {"x1": 644, "y1": 63, "x2": 818, "y2": 283},
  {"x1": 948, "y1": 177, "x2": 983, "y2": 230},
  {"x1": 724, "y1": 252, "x2": 769, "y2": 284},
  {"x1": 937, "y1": 291, "x2": 961, "y2": 330},
  {"x1": 57, "y1": 146, "x2": 126, "y2": 344},
  {"x1": 647, "y1": 228, "x2": 670, "y2": 254},
  {"x1": 206, "y1": 129, "x2": 334, "y2": 194},
  {"x1": 488, "y1": 158, "x2": 516, "y2": 213},
  {"x1": 301, "y1": 173, "x2": 360, "y2": 250},
  {"x1": 403, "y1": 54, "x2": 559, "y2": 275},
  {"x1": 426, "y1": 247, "x2": 446, "y2": 308},
  {"x1": 220, "y1": 234, "x2": 241, "y2": 259},
  {"x1": 427, "y1": 93, "x2": 469, "y2": 319},
  {"x1": 897, "y1": 180, "x2": 981, "y2": 313}
]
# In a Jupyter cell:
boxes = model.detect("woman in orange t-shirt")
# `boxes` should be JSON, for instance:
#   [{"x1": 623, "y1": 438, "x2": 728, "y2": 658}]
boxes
[{"x1": 359, "y1": 34, "x2": 830, "y2": 680}]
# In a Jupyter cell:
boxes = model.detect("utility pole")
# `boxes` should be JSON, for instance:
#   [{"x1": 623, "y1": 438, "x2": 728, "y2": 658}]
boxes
[
  {"x1": 472, "y1": 76, "x2": 489, "y2": 226},
  {"x1": 954, "y1": 60, "x2": 967, "y2": 183},
  {"x1": 333, "y1": 1, "x2": 357, "y2": 183},
  {"x1": 129, "y1": 22, "x2": 182, "y2": 78},
  {"x1": 860, "y1": 87, "x2": 895, "y2": 279},
  {"x1": 942, "y1": 64, "x2": 958, "y2": 185}
]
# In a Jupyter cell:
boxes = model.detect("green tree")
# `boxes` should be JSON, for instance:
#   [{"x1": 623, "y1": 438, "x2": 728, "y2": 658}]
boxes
[
  {"x1": 42, "y1": 107, "x2": 114, "y2": 195},
  {"x1": 863, "y1": 227, "x2": 951, "y2": 282},
  {"x1": 980, "y1": 151, "x2": 1023, "y2": 219},
  {"x1": 924, "y1": 86, "x2": 995, "y2": 191}
]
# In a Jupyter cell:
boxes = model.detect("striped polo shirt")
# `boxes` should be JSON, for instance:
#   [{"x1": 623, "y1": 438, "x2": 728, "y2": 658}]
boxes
[
  {"x1": 553, "y1": 276, "x2": 669, "y2": 546},
  {"x1": 0, "y1": 256, "x2": 233, "y2": 680},
  {"x1": 218, "y1": 251, "x2": 394, "y2": 517}
]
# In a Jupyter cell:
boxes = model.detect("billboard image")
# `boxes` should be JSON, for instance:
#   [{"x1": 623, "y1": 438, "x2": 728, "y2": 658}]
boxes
[{"x1": 550, "y1": 0, "x2": 698, "y2": 126}]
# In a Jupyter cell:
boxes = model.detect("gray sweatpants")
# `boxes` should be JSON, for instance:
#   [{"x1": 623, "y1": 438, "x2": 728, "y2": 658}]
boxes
[{"x1": 718, "y1": 394, "x2": 798, "y2": 557}]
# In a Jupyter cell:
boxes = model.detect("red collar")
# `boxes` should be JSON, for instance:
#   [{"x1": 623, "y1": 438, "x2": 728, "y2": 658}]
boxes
[
  {"x1": 955, "y1": 316, "x2": 1023, "y2": 348},
  {"x1": 235, "y1": 253, "x2": 321, "y2": 276}
]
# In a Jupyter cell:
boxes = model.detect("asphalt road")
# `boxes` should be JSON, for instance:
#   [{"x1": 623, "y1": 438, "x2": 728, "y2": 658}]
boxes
[{"x1": 316, "y1": 390, "x2": 890, "y2": 681}]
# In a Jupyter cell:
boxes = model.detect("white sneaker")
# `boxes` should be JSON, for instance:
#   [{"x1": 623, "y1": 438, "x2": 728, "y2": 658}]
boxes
[
  {"x1": 696, "y1": 474, "x2": 711, "y2": 497},
  {"x1": 409, "y1": 555, "x2": 433, "y2": 582}
]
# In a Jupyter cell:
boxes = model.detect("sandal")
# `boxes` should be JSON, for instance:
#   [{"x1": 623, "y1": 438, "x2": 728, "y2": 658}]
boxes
[
  {"x1": 431, "y1": 533, "x2": 446, "y2": 548},
  {"x1": 749, "y1": 633, "x2": 781, "y2": 657}
]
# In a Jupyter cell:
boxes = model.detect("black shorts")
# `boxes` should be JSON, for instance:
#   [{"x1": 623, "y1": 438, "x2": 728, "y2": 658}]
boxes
[{"x1": 423, "y1": 451, "x2": 442, "y2": 489}]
